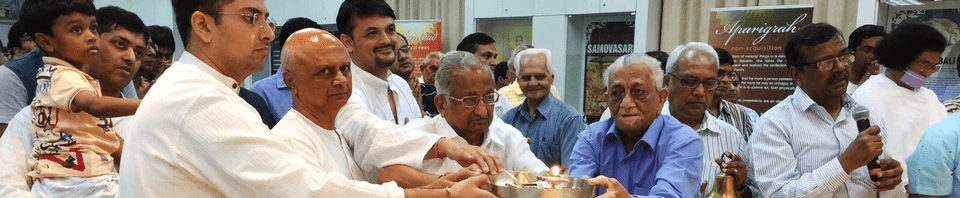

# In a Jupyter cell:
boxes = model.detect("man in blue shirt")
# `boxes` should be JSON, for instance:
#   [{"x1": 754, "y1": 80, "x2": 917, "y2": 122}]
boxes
[
  {"x1": 250, "y1": 18, "x2": 322, "y2": 124},
  {"x1": 502, "y1": 48, "x2": 586, "y2": 168},
  {"x1": 570, "y1": 53, "x2": 704, "y2": 197},
  {"x1": 907, "y1": 113, "x2": 960, "y2": 197}
]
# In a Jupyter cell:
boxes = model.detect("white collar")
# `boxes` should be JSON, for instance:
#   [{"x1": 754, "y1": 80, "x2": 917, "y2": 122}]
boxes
[{"x1": 180, "y1": 52, "x2": 240, "y2": 94}]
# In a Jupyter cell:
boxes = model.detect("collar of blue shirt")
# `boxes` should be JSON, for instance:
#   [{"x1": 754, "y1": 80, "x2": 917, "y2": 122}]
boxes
[
  {"x1": 603, "y1": 115, "x2": 667, "y2": 155},
  {"x1": 518, "y1": 94, "x2": 559, "y2": 121},
  {"x1": 273, "y1": 68, "x2": 288, "y2": 89}
]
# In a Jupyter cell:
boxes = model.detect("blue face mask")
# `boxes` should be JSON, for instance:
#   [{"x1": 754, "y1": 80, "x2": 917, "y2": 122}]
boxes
[{"x1": 901, "y1": 70, "x2": 926, "y2": 89}]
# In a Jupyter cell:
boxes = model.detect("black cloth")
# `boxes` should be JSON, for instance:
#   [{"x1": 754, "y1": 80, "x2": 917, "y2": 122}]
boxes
[
  {"x1": 239, "y1": 87, "x2": 277, "y2": 129},
  {"x1": 420, "y1": 83, "x2": 438, "y2": 116}
]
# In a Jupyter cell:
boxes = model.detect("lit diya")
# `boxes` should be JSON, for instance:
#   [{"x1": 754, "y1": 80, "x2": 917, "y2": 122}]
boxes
[{"x1": 483, "y1": 165, "x2": 597, "y2": 198}]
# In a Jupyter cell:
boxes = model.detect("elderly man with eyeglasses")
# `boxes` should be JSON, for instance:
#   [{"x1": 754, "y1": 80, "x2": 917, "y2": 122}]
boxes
[
  {"x1": 659, "y1": 42, "x2": 760, "y2": 197},
  {"x1": 378, "y1": 51, "x2": 547, "y2": 186}
]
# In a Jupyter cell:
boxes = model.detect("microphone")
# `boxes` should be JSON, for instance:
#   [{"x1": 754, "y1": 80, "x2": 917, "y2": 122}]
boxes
[{"x1": 852, "y1": 106, "x2": 881, "y2": 181}]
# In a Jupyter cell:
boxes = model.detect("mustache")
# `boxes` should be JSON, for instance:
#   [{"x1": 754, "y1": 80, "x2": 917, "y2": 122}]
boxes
[{"x1": 375, "y1": 44, "x2": 395, "y2": 52}]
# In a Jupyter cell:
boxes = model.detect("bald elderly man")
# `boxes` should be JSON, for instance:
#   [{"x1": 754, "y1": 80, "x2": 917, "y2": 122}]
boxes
[{"x1": 269, "y1": 29, "x2": 495, "y2": 197}]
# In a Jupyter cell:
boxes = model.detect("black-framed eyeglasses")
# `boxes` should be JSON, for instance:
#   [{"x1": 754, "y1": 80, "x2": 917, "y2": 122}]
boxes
[
  {"x1": 445, "y1": 92, "x2": 498, "y2": 108},
  {"x1": 668, "y1": 73, "x2": 719, "y2": 90},
  {"x1": 214, "y1": 12, "x2": 276, "y2": 30},
  {"x1": 399, "y1": 45, "x2": 412, "y2": 53},
  {"x1": 801, "y1": 52, "x2": 854, "y2": 72}
]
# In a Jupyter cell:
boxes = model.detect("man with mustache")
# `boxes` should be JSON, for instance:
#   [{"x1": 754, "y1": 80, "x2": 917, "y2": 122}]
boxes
[
  {"x1": 0, "y1": 5, "x2": 147, "y2": 196},
  {"x1": 388, "y1": 33, "x2": 422, "y2": 110},
  {"x1": 661, "y1": 42, "x2": 758, "y2": 197},
  {"x1": 749, "y1": 23, "x2": 905, "y2": 197},
  {"x1": 337, "y1": 0, "x2": 421, "y2": 127}
]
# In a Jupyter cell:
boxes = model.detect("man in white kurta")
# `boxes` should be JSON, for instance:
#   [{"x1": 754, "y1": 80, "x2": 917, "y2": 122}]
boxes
[{"x1": 852, "y1": 74, "x2": 948, "y2": 183}]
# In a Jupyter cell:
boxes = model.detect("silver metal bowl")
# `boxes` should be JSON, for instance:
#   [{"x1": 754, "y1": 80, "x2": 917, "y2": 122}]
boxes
[{"x1": 482, "y1": 174, "x2": 597, "y2": 198}]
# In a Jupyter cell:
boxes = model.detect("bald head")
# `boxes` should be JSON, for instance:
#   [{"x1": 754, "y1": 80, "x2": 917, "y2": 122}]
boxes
[{"x1": 281, "y1": 28, "x2": 353, "y2": 129}]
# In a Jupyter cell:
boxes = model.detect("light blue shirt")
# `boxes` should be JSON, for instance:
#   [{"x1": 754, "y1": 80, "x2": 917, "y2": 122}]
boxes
[
  {"x1": 750, "y1": 87, "x2": 905, "y2": 197},
  {"x1": 502, "y1": 95, "x2": 585, "y2": 168},
  {"x1": 250, "y1": 69, "x2": 291, "y2": 124},
  {"x1": 907, "y1": 113, "x2": 960, "y2": 198},
  {"x1": 569, "y1": 115, "x2": 703, "y2": 198}
]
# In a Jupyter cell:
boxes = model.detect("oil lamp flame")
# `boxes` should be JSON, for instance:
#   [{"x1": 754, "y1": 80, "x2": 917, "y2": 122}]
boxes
[{"x1": 551, "y1": 166, "x2": 560, "y2": 176}]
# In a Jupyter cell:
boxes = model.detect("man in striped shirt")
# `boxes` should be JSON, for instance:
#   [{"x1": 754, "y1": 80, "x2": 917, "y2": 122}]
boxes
[
  {"x1": 661, "y1": 42, "x2": 758, "y2": 197},
  {"x1": 749, "y1": 23, "x2": 905, "y2": 197}
]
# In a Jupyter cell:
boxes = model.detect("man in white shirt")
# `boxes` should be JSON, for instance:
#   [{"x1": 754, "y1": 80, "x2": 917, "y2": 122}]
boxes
[
  {"x1": 661, "y1": 42, "x2": 758, "y2": 197},
  {"x1": 336, "y1": 0, "x2": 421, "y2": 126},
  {"x1": 380, "y1": 52, "x2": 548, "y2": 184},
  {"x1": 119, "y1": 0, "x2": 500, "y2": 197}
]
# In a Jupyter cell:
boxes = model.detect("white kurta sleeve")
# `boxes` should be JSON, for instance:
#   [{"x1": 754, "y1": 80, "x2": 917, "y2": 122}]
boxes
[
  {"x1": 176, "y1": 90, "x2": 405, "y2": 198},
  {"x1": 336, "y1": 94, "x2": 442, "y2": 173}
]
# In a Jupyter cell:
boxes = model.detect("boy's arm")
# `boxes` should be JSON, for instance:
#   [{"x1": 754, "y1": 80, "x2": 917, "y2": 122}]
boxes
[{"x1": 72, "y1": 90, "x2": 140, "y2": 118}]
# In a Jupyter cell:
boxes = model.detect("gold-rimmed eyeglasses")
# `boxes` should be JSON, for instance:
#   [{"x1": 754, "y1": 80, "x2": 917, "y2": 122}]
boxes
[{"x1": 445, "y1": 92, "x2": 499, "y2": 108}]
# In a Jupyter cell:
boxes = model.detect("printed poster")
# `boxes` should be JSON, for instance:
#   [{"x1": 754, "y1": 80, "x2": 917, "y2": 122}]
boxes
[
  {"x1": 888, "y1": 2, "x2": 960, "y2": 102},
  {"x1": 583, "y1": 21, "x2": 635, "y2": 123},
  {"x1": 477, "y1": 19, "x2": 533, "y2": 63},
  {"x1": 708, "y1": 4, "x2": 814, "y2": 113},
  {"x1": 396, "y1": 20, "x2": 442, "y2": 78}
]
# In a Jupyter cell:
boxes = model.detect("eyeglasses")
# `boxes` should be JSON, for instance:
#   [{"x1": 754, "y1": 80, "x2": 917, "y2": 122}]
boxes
[
  {"x1": 215, "y1": 12, "x2": 276, "y2": 30},
  {"x1": 802, "y1": 52, "x2": 854, "y2": 72},
  {"x1": 445, "y1": 92, "x2": 499, "y2": 108},
  {"x1": 398, "y1": 45, "x2": 412, "y2": 53},
  {"x1": 915, "y1": 61, "x2": 941, "y2": 72},
  {"x1": 667, "y1": 73, "x2": 719, "y2": 90},
  {"x1": 147, "y1": 42, "x2": 158, "y2": 52},
  {"x1": 19, "y1": 34, "x2": 33, "y2": 43}
]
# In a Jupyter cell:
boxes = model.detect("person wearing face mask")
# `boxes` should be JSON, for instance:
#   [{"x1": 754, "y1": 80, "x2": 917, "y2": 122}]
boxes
[{"x1": 851, "y1": 23, "x2": 949, "y2": 185}]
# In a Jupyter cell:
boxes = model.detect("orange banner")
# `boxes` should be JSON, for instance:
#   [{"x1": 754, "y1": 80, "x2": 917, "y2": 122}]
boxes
[{"x1": 396, "y1": 20, "x2": 442, "y2": 78}]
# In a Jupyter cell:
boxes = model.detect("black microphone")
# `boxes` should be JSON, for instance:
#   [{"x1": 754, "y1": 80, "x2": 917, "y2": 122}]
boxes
[{"x1": 852, "y1": 106, "x2": 881, "y2": 181}]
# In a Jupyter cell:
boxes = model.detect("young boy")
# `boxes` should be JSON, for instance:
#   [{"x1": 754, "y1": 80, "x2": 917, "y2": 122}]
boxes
[{"x1": 22, "y1": 0, "x2": 140, "y2": 197}]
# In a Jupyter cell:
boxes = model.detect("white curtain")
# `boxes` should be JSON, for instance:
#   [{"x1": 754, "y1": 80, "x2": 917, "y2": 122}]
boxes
[
  {"x1": 660, "y1": 0, "x2": 861, "y2": 51},
  {"x1": 385, "y1": 0, "x2": 465, "y2": 52}
]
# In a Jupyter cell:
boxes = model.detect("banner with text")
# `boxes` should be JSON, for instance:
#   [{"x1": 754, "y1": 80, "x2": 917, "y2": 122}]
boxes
[
  {"x1": 888, "y1": 2, "x2": 960, "y2": 102},
  {"x1": 396, "y1": 20, "x2": 442, "y2": 78},
  {"x1": 583, "y1": 21, "x2": 635, "y2": 123},
  {"x1": 708, "y1": 4, "x2": 814, "y2": 113}
]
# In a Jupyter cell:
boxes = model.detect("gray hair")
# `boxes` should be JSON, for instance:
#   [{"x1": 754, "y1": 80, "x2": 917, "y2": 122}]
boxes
[
  {"x1": 665, "y1": 42, "x2": 719, "y2": 74},
  {"x1": 603, "y1": 53, "x2": 664, "y2": 90},
  {"x1": 423, "y1": 51, "x2": 444, "y2": 65},
  {"x1": 514, "y1": 48, "x2": 554, "y2": 77},
  {"x1": 508, "y1": 44, "x2": 534, "y2": 71},
  {"x1": 435, "y1": 51, "x2": 495, "y2": 97}
]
